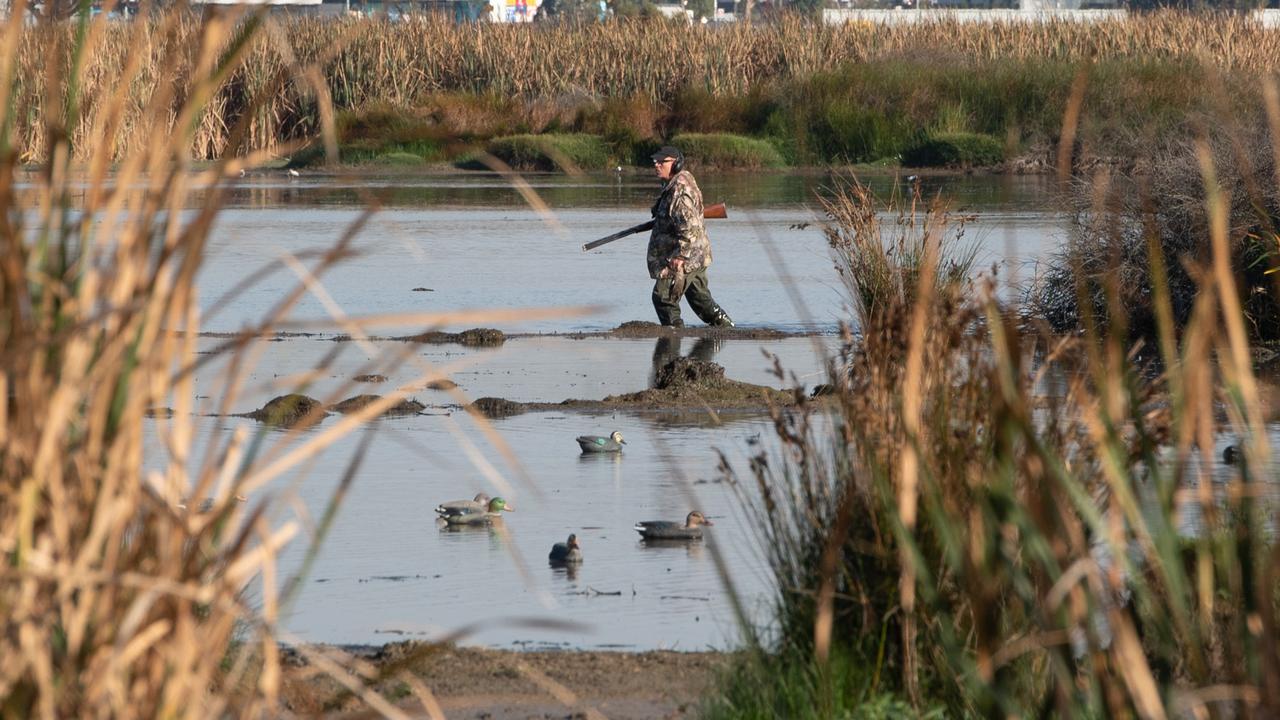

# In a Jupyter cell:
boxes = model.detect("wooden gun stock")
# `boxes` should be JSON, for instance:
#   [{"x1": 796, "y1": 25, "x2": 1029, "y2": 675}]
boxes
[
  {"x1": 702, "y1": 202, "x2": 727, "y2": 219},
  {"x1": 582, "y1": 202, "x2": 729, "y2": 252}
]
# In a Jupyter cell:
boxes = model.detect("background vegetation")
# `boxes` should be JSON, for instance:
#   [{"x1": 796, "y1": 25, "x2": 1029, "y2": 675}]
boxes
[{"x1": 8, "y1": 12, "x2": 1280, "y2": 168}]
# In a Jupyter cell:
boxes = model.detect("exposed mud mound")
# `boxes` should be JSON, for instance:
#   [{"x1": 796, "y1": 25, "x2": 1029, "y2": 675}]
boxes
[
  {"x1": 331, "y1": 394, "x2": 426, "y2": 416},
  {"x1": 654, "y1": 357, "x2": 725, "y2": 388},
  {"x1": 460, "y1": 360, "x2": 791, "y2": 417},
  {"x1": 426, "y1": 378, "x2": 458, "y2": 390},
  {"x1": 468, "y1": 396, "x2": 525, "y2": 418},
  {"x1": 612, "y1": 320, "x2": 663, "y2": 337},
  {"x1": 354, "y1": 374, "x2": 388, "y2": 383},
  {"x1": 600, "y1": 358, "x2": 793, "y2": 409},
  {"x1": 247, "y1": 394, "x2": 327, "y2": 428},
  {"x1": 400, "y1": 327, "x2": 505, "y2": 347}
]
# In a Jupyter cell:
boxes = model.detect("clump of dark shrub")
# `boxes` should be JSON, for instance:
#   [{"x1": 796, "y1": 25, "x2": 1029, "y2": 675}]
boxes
[
  {"x1": 1027, "y1": 123, "x2": 1280, "y2": 341},
  {"x1": 901, "y1": 132, "x2": 1004, "y2": 168},
  {"x1": 484, "y1": 133, "x2": 611, "y2": 171}
]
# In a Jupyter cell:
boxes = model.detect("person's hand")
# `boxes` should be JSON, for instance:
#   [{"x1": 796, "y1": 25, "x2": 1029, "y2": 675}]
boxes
[{"x1": 669, "y1": 257, "x2": 685, "y2": 272}]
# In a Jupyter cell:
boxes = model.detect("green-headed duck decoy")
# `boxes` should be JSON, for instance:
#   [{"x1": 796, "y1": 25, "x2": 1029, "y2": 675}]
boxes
[
  {"x1": 577, "y1": 431, "x2": 626, "y2": 453},
  {"x1": 634, "y1": 511, "x2": 713, "y2": 540},
  {"x1": 549, "y1": 533, "x2": 583, "y2": 564},
  {"x1": 435, "y1": 492, "x2": 491, "y2": 517},
  {"x1": 440, "y1": 497, "x2": 512, "y2": 525}
]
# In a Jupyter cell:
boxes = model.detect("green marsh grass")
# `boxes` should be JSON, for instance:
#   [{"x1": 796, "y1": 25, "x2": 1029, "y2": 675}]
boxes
[
  {"x1": 669, "y1": 132, "x2": 786, "y2": 169},
  {"x1": 901, "y1": 132, "x2": 1005, "y2": 168},
  {"x1": 709, "y1": 158, "x2": 1280, "y2": 715}
]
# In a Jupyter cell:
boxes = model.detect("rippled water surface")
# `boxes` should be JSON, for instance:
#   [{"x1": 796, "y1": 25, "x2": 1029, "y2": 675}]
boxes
[{"x1": 144, "y1": 170, "x2": 1109, "y2": 650}]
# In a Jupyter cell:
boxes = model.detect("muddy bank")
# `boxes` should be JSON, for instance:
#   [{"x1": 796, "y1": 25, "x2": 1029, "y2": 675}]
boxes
[
  {"x1": 200, "y1": 323, "x2": 822, "y2": 344},
  {"x1": 582, "y1": 321, "x2": 794, "y2": 341},
  {"x1": 468, "y1": 357, "x2": 795, "y2": 418},
  {"x1": 284, "y1": 644, "x2": 723, "y2": 719},
  {"x1": 239, "y1": 393, "x2": 428, "y2": 426},
  {"x1": 330, "y1": 395, "x2": 426, "y2": 417},
  {"x1": 394, "y1": 327, "x2": 505, "y2": 347}
]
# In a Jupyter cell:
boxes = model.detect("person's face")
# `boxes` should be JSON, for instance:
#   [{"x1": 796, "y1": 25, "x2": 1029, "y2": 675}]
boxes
[{"x1": 653, "y1": 157, "x2": 675, "y2": 181}]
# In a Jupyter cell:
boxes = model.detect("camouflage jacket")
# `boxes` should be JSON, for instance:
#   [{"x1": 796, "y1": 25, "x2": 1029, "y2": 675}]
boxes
[{"x1": 646, "y1": 170, "x2": 711, "y2": 279}]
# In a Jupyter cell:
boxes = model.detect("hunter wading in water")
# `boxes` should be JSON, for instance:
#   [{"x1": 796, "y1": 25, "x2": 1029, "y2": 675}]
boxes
[{"x1": 647, "y1": 146, "x2": 734, "y2": 328}]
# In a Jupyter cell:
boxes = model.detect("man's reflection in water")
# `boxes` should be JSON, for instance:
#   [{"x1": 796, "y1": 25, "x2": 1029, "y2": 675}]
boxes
[{"x1": 649, "y1": 335, "x2": 723, "y2": 388}]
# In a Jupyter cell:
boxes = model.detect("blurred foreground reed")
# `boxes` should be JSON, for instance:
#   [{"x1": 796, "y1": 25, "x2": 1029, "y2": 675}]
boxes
[
  {"x1": 0, "y1": 5, "x2": 559, "y2": 717},
  {"x1": 708, "y1": 168, "x2": 1280, "y2": 716}
]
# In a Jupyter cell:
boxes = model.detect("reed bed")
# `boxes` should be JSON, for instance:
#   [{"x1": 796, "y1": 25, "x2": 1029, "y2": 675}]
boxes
[
  {"x1": 706, "y1": 172, "x2": 1280, "y2": 715},
  {"x1": 0, "y1": 5, "x2": 556, "y2": 717},
  {"x1": 9, "y1": 11, "x2": 1280, "y2": 162}
]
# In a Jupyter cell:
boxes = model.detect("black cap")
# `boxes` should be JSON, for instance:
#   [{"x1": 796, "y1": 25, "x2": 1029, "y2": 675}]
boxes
[{"x1": 651, "y1": 145, "x2": 683, "y2": 162}]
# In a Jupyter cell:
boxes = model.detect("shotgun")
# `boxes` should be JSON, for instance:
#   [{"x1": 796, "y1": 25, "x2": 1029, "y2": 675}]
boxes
[{"x1": 581, "y1": 202, "x2": 728, "y2": 252}]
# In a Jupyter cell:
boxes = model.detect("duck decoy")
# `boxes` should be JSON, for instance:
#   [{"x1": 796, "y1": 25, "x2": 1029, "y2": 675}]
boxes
[
  {"x1": 576, "y1": 431, "x2": 626, "y2": 453},
  {"x1": 1223, "y1": 445, "x2": 1240, "y2": 465},
  {"x1": 177, "y1": 494, "x2": 247, "y2": 513},
  {"x1": 634, "y1": 511, "x2": 714, "y2": 540},
  {"x1": 434, "y1": 492, "x2": 491, "y2": 517},
  {"x1": 549, "y1": 534, "x2": 583, "y2": 564},
  {"x1": 439, "y1": 497, "x2": 512, "y2": 525}
]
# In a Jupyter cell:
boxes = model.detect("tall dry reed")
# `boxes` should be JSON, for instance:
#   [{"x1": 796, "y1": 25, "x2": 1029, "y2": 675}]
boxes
[
  {"x1": 9, "y1": 11, "x2": 1280, "y2": 162},
  {"x1": 0, "y1": 4, "x2": 568, "y2": 716},
  {"x1": 710, "y1": 163, "x2": 1280, "y2": 716}
]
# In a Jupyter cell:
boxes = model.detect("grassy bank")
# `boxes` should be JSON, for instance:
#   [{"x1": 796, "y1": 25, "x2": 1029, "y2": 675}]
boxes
[{"x1": 7, "y1": 13, "x2": 1279, "y2": 168}]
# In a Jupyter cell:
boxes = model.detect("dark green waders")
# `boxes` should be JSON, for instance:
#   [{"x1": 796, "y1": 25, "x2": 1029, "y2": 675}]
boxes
[{"x1": 651, "y1": 268, "x2": 733, "y2": 328}]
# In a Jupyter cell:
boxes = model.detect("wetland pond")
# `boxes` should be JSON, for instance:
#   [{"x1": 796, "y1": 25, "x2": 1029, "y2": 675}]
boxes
[{"x1": 143, "y1": 170, "x2": 1249, "y2": 652}]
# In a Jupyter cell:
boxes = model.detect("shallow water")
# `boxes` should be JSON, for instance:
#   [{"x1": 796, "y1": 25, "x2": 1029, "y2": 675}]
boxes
[
  {"x1": 141, "y1": 170, "x2": 1271, "y2": 651},
  {"x1": 167, "y1": 333, "x2": 835, "y2": 650},
  {"x1": 197, "y1": 170, "x2": 1064, "y2": 334}
]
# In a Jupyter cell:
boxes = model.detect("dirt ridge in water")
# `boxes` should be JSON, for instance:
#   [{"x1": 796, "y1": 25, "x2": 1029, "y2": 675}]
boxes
[{"x1": 467, "y1": 357, "x2": 796, "y2": 418}]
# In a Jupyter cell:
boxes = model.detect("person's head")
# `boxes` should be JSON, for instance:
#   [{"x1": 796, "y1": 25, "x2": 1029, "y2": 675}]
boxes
[{"x1": 651, "y1": 145, "x2": 684, "y2": 181}]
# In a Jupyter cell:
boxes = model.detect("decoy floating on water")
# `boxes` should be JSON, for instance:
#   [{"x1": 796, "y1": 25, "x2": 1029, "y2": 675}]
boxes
[
  {"x1": 1223, "y1": 445, "x2": 1240, "y2": 465},
  {"x1": 549, "y1": 534, "x2": 583, "y2": 564},
  {"x1": 439, "y1": 497, "x2": 512, "y2": 525},
  {"x1": 634, "y1": 511, "x2": 714, "y2": 541},
  {"x1": 435, "y1": 493, "x2": 491, "y2": 517},
  {"x1": 576, "y1": 431, "x2": 626, "y2": 453}
]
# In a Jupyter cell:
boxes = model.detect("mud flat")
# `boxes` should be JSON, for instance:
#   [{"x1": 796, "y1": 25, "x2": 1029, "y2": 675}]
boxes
[{"x1": 285, "y1": 644, "x2": 723, "y2": 719}]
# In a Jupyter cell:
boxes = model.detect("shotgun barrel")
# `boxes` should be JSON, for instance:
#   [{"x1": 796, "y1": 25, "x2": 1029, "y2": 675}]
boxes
[{"x1": 581, "y1": 202, "x2": 728, "y2": 252}]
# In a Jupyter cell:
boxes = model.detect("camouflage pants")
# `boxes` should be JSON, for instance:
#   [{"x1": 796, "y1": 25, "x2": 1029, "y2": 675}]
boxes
[{"x1": 651, "y1": 269, "x2": 732, "y2": 327}]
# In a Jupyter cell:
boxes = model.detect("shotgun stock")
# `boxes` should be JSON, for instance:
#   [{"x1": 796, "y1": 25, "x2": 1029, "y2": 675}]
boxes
[{"x1": 582, "y1": 202, "x2": 728, "y2": 252}]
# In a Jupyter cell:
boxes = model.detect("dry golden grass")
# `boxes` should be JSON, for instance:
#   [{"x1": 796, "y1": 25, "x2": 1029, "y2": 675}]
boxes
[
  {"x1": 0, "y1": 5, "x2": 592, "y2": 717},
  {"x1": 7, "y1": 11, "x2": 1280, "y2": 162}
]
